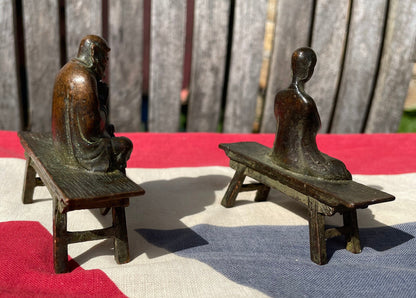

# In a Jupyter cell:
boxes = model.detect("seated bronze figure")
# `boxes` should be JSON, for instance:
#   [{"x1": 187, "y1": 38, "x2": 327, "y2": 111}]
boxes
[
  {"x1": 16, "y1": 35, "x2": 146, "y2": 273},
  {"x1": 52, "y1": 35, "x2": 132, "y2": 172},
  {"x1": 219, "y1": 47, "x2": 395, "y2": 265},
  {"x1": 271, "y1": 47, "x2": 351, "y2": 181}
]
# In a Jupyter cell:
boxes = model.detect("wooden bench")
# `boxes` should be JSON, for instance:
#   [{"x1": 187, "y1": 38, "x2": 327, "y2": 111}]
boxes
[
  {"x1": 220, "y1": 142, "x2": 395, "y2": 265},
  {"x1": 19, "y1": 131, "x2": 145, "y2": 273}
]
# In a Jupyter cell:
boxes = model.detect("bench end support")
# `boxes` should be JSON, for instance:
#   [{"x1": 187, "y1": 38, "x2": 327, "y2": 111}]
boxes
[
  {"x1": 343, "y1": 210, "x2": 362, "y2": 254},
  {"x1": 53, "y1": 197, "x2": 69, "y2": 274},
  {"x1": 221, "y1": 167, "x2": 246, "y2": 208},
  {"x1": 113, "y1": 206, "x2": 130, "y2": 264},
  {"x1": 308, "y1": 199, "x2": 327, "y2": 265}
]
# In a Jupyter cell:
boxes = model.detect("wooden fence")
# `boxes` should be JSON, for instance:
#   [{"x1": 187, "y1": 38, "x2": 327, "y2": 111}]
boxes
[{"x1": 1, "y1": 0, "x2": 416, "y2": 133}]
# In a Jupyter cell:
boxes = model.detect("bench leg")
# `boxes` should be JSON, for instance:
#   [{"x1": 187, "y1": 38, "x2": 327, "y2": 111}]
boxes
[
  {"x1": 100, "y1": 207, "x2": 111, "y2": 216},
  {"x1": 343, "y1": 210, "x2": 361, "y2": 254},
  {"x1": 53, "y1": 197, "x2": 69, "y2": 273},
  {"x1": 22, "y1": 158, "x2": 36, "y2": 204},
  {"x1": 113, "y1": 206, "x2": 130, "y2": 264},
  {"x1": 308, "y1": 199, "x2": 327, "y2": 265},
  {"x1": 221, "y1": 166, "x2": 246, "y2": 208},
  {"x1": 254, "y1": 185, "x2": 270, "y2": 202}
]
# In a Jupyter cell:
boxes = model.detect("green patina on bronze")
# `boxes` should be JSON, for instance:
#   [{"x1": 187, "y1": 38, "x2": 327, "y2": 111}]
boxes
[
  {"x1": 220, "y1": 48, "x2": 395, "y2": 265},
  {"x1": 19, "y1": 35, "x2": 144, "y2": 274},
  {"x1": 19, "y1": 132, "x2": 144, "y2": 274}
]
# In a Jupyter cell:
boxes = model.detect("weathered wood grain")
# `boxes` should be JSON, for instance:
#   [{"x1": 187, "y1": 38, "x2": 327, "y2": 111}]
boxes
[
  {"x1": 0, "y1": 1, "x2": 21, "y2": 130},
  {"x1": 187, "y1": 0, "x2": 230, "y2": 132},
  {"x1": 365, "y1": 0, "x2": 416, "y2": 133},
  {"x1": 260, "y1": 0, "x2": 314, "y2": 133},
  {"x1": 223, "y1": 0, "x2": 268, "y2": 133},
  {"x1": 65, "y1": 0, "x2": 102, "y2": 60},
  {"x1": 23, "y1": 0, "x2": 60, "y2": 132},
  {"x1": 331, "y1": 0, "x2": 387, "y2": 133},
  {"x1": 5, "y1": 0, "x2": 416, "y2": 134},
  {"x1": 148, "y1": 1, "x2": 186, "y2": 132},
  {"x1": 307, "y1": 0, "x2": 350, "y2": 133},
  {"x1": 108, "y1": 0, "x2": 143, "y2": 132}
]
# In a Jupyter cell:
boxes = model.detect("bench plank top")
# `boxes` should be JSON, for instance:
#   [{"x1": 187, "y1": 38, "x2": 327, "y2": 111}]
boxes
[
  {"x1": 220, "y1": 142, "x2": 394, "y2": 210},
  {"x1": 19, "y1": 132, "x2": 145, "y2": 211}
]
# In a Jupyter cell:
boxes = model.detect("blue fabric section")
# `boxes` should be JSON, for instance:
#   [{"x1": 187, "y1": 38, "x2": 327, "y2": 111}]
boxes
[{"x1": 137, "y1": 223, "x2": 416, "y2": 297}]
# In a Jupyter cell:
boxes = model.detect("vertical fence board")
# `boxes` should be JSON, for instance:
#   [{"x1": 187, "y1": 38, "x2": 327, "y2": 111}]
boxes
[
  {"x1": 331, "y1": 0, "x2": 387, "y2": 133},
  {"x1": 23, "y1": 0, "x2": 60, "y2": 132},
  {"x1": 108, "y1": 0, "x2": 143, "y2": 132},
  {"x1": 223, "y1": 0, "x2": 268, "y2": 133},
  {"x1": 0, "y1": 1, "x2": 21, "y2": 130},
  {"x1": 365, "y1": 0, "x2": 416, "y2": 133},
  {"x1": 307, "y1": 0, "x2": 350, "y2": 132},
  {"x1": 148, "y1": 1, "x2": 186, "y2": 132},
  {"x1": 260, "y1": 0, "x2": 314, "y2": 133},
  {"x1": 187, "y1": 0, "x2": 230, "y2": 132},
  {"x1": 65, "y1": 0, "x2": 102, "y2": 60}
]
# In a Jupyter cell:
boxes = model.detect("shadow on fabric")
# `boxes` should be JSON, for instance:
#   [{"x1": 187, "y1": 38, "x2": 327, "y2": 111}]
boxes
[
  {"x1": 85, "y1": 174, "x2": 229, "y2": 260},
  {"x1": 137, "y1": 227, "x2": 209, "y2": 252},
  {"x1": 139, "y1": 223, "x2": 415, "y2": 297}
]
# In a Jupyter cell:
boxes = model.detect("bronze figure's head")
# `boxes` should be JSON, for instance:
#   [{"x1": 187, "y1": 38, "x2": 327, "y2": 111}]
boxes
[{"x1": 76, "y1": 35, "x2": 110, "y2": 80}]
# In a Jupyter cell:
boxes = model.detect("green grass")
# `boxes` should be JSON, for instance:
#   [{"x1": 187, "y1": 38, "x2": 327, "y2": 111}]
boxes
[{"x1": 398, "y1": 109, "x2": 416, "y2": 132}]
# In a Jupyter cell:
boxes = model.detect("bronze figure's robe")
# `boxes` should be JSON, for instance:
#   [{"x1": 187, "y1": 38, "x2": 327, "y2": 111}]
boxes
[{"x1": 52, "y1": 35, "x2": 132, "y2": 172}]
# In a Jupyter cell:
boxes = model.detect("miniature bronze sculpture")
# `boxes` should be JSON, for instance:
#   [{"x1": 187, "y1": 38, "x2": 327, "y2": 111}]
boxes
[
  {"x1": 220, "y1": 47, "x2": 395, "y2": 265},
  {"x1": 271, "y1": 48, "x2": 351, "y2": 181},
  {"x1": 52, "y1": 35, "x2": 132, "y2": 173},
  {"x1": 19, "y1": 35, "x2": 144, "y2": 274}
]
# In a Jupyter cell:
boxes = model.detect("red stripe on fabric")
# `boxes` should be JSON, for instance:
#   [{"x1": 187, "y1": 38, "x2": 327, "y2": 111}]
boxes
[
  {"x1": 123, "y1": 132, "x2": 416, "y2": 175},
  {"x1": 0, "y1": 221, "x2": 125, "y2": 297},
  {"x1": 1, "y1": 131, "x2": 415, "y2": 174},
  {"x1": 0, "y1": 131, "x2": 25, "y2": 159},
  {"x1": 316, "y1": 134, "x2": 416, "y2": 175}
]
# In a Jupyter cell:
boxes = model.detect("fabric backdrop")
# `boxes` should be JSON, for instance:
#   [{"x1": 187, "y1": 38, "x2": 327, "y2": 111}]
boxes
[{"x1": 0, "y1": 131, "x2": 415, "y2": 297}]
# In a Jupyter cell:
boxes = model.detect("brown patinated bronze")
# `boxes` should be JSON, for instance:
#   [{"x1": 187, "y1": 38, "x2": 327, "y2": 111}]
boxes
[
  {"x1": 52, "y1": 35, "x2": 132, "y2": 173},
  {"x1": 219, "y1": 47, "x2": 395, "y2": 265},
  {"x1": 19, "y1": 35, "x2": 145, "y2": 274},
  {"x1": 271, "y1": 47, "x2": 351, "y2": 181}
]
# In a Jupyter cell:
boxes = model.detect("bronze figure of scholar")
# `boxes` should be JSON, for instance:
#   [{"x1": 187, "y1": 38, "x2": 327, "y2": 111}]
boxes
[
  {"x1": 52, "y1": 35, "x2": 132, "y2": 173},
  {"x1": 271, "y1": 47, "x2": 351, "y2": 180},
  {"x1": 18, "y1": 35, "x2": 145, "y2": 273}
]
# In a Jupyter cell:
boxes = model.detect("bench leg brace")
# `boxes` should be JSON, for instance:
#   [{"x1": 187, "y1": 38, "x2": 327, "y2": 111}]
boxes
[
  {"x1": 22, "y1": 158, "x2": 36, "y2": 204},
  {"x1": 53, "y1": 197, "x2": 69, "y2": 274},
  {"x1": 254, "y1": 185, "x2": 271, "y2": 202},
  {"x1": 343, "y1": 210, "x2": 361, "y2": 254},
  {"x1": 22, "y1": 157, "x2": 44, "y2": 204},
  {"x1": 221, "y1": 166, "x2": 246, "y2": 208},
  {"x1": 113, "y1": 206, "x2": 130, "y2": 264},
  {"x1": 308, "y1": 199, "x2": 327, "y2": 265},
  {"x1": 52, "y1": 203, "x2": 131, "y2": 273}
]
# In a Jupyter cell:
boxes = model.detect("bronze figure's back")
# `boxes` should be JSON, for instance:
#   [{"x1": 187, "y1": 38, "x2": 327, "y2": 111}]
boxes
[
  {"x1": 271, "y1": 47, "x2": 351, "y2": 180},
  {"x1": 52, "y1": 35, "x2": 132, "y2": 172}
]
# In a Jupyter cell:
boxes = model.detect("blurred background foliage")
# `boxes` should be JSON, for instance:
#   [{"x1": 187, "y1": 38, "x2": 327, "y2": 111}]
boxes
[{"x1": 399, "y1": 65, "x2": 416, "y2": 133}]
